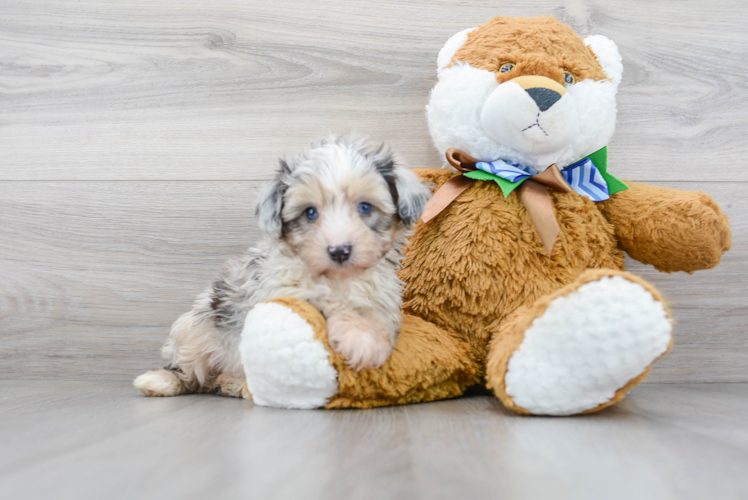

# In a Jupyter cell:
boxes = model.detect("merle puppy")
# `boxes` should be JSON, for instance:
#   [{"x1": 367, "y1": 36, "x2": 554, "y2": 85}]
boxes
[{"x1": 135, "y1": 136, "x2": 431, "y2": 398}]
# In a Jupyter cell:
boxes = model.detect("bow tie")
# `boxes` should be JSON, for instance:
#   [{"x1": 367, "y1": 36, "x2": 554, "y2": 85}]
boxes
[{"x1": 420, "y1": 146, "x2": 628, "y2": 257}]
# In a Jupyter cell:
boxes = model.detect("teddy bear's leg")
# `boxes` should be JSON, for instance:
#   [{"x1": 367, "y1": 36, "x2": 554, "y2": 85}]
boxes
[
  {"x1": 486, "y1": 269, "x2": 673, "y2": 416},
  {"x1": 240, "y1": 297, "x2": 339, "y2": 409},
  {"x1": 241, "y1": 297, "x2": 477, "y2": 409},
  {"x1": 326, "y1": 313, "x2": 477, "y2": 409}
]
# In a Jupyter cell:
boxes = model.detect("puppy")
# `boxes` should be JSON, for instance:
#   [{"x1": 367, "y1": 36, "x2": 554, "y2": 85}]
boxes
[{"x1": 134, "y1": 135, "x2": 431, "y2": 398}]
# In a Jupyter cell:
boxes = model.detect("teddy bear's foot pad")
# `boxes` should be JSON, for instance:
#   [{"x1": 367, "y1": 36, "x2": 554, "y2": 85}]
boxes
[
  {"x1": 240, "y1": 301, "x2": 338, "y2": 409},
  {"x1": 504, "y1": 275, "x2": 672, "y2": 416}
]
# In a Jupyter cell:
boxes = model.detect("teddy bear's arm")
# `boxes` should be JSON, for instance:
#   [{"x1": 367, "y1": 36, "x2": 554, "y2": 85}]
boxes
[{"x1": 599, "y1": 182, "x2": 732, "y2": 273}]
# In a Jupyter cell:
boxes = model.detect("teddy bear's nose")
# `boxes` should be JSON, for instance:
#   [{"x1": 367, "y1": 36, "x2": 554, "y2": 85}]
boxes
[{"x1": 525, "y1": 87, "x2": 562, "y2": 112}]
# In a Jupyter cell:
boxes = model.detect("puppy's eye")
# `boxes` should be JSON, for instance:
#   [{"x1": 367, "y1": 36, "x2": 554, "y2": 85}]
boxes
[
  {"x1": 304, "y1": 207, "x2": 318, "y2": 221},
  {"x1": 499, "y1": 63, "x2": 515, "y2": 73},
  {"x1": 563, "y1": 71, "x2": 575, "y2": 85},
  {"x1": 358, "y1": 202, "x2": 373, "y2": 216}
]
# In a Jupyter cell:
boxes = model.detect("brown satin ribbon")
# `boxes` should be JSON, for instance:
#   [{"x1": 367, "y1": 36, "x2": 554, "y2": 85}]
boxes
[{"x1": 421, "y1": 148, "x2": 573, "y2": 257}]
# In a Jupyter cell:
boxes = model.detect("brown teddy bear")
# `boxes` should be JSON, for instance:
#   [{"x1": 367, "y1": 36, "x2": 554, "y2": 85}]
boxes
[{"x1": 237, "y1": 16, "x2": 732, "y2": 415}]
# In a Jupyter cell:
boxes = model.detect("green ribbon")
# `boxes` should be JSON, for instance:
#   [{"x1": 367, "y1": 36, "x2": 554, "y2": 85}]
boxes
[{"x1": 463, "y1": 146, "x2": 628, "y2": 198}]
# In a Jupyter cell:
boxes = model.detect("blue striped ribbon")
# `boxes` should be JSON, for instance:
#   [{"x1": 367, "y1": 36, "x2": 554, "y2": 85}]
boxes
[
  {"x1": 475, "y1": 159, "x2": 532, "y2": 183},
  {"x1": 561, "y1": 158, "x2": 610, "y2": 201},
  {"x1": 476, "y1": 157, "x2": 611, "y2": 202}
]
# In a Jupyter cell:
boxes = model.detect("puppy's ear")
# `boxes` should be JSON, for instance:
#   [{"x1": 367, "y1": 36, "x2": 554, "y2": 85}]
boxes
[
  {"x1": 371, "y1": 146, "x2": 431, "y2": 226},
  {"x1": 255, "y1": 159, "x2": 291, "y2": 239}
]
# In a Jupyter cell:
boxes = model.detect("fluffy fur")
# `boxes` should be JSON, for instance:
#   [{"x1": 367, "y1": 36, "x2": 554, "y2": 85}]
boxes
[
  {"x1": 228, "y1": 16, "x2": 730, "y2": 415},
  {"x1": 241, "y1": 300, "x2": 339, "y2": 408},
  {"x1": 502, "y1": 274, "x2": 672, "y2": 415},
  {"x1": 427, "y1": 15, "x2": 619, "y2": 172},
  {"x1": 137, "y1": 16, "x2": 732, "y2": 416},
  {"x1": 400, "y1": 16, "x2": 730, "y2": 413},
  {"x1": 245, "y1": 296, "x2": 477, "y2": 409},
  {"x1": 134, "y1": 135, "x2": 430, "y2": 397}
]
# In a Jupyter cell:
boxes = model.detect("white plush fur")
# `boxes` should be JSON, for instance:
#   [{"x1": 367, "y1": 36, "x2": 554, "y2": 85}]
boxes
[
  {"x1": 241, "y1": 302, "x2": 338, "y2": 409},
  {"x1": 584, "y1": 35, "x2": 623, "y2": 86},
  {"x1": 504, "y1": 276, "x2": 673, "y2": 416},
  {"x1": 480, "y1": 81, "x2": 579, "y2": 160},
  {"x1": 427, "y1": 31, "x2": 621, "y2": 172},
  {"x1": 436, "y1": 27, "x2": 477, "y2": 73}
]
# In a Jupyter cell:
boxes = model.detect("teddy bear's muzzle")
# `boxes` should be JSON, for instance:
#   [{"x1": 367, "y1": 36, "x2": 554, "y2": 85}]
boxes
[
  {"x1": 512, "y1": 75, "x2": 567, "y2": 109},
  {"x1": 480, "y1": 75, "x2": 578, "y2": 157}
]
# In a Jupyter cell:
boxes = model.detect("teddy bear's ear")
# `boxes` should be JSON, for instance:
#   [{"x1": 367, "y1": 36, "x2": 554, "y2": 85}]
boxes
[
  {"x1": 437, "y1": 27, "x2": 478, "y2": 74},
  {"x1": 584, "y1": 35, "x2": 623, "y2": 87}
]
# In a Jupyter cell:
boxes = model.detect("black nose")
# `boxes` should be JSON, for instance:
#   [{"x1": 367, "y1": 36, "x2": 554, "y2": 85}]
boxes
[
  {"x1": 525, "y1": 87, "x2": 562, "y2": 112},
  {"x1": 328, "y1": 245, "x2": 352, "y2": 263}
]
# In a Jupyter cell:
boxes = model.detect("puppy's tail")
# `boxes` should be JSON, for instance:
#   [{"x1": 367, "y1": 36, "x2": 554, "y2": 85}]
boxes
[{"x1": 134, "y1": 368, "x2": 187, "y2": 397}]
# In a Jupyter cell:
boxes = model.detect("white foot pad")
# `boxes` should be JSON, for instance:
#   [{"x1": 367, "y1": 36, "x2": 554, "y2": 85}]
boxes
[
  {"x1": 240, "y1": 302, "x2": 338, "y2": 409},
  {"x1": 504, "y1": 276, "x2": 672, "y2": 416}
]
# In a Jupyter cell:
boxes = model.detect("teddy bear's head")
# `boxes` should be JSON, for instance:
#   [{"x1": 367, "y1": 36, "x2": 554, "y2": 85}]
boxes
[{"x1": 427, "y1": 16, "x2": 622, "y2": 174}]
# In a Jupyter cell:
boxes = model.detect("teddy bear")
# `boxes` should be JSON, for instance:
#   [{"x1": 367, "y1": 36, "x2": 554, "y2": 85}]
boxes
[{"x1": 238, "y1": 15, "x2": 732, "y2": 415}]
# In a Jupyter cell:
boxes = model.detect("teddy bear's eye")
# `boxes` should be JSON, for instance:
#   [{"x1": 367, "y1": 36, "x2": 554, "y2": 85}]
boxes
[
  {"x1": 499, "y1": 63, "x2": 515, "y2": 73},
  {"x1": 563, "y1": 71, "x2": 576, "y2": 85}
]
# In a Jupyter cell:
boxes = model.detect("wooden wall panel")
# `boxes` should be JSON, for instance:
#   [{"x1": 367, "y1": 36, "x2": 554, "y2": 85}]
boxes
[
  {"x1": 1, "y1": 0, "x2": 746, "y2": 181},
  {"x1": 0, "y1": 181, "x2": 744, "y2": 382}
]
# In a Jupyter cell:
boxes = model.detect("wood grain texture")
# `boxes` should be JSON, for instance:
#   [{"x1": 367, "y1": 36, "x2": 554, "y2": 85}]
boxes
[
  {"x1": 1, "y1": 381, "x2": 747, "y2": 500},
  {"x1": 1, "y1": 0, "x2": 746, "y2": 180},
  {"x1": 0, "y1": 1, "x2": 746, "y2": 383},
  {"x1": 0, "y1": 180, "x2": 745, "y2": 382}
]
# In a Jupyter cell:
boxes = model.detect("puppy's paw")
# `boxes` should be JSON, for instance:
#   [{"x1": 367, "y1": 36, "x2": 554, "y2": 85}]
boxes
[
  {"x1": 327, "y1": 314, "x2": 394, "y2": 371},
  {"x1": 133, "y1": 369, "x2": 184, "y2": 397},
  {"x1": 332, "y1": 328, "x2": 393, "y2": 371},
  {"x1": 212, "y1": 373, "x2": 251, "y2": 399}
]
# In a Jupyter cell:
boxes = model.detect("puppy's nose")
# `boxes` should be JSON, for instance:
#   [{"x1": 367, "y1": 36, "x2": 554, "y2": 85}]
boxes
[
  {"x1": 525, "y1": 87, "x2": 562, "y2": 112},
  {"x1": 328, "y1": 245, "x2": 352, "y2": 263}
]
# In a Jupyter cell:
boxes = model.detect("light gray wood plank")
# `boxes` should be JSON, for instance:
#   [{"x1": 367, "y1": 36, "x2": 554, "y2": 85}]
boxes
[
  {"x1": 0, "y1": 0, "x2": 746, "y2": 181},
  {"x1": 0, "y1": 381, "x2": 747, "y2": 500},
  {"x1": 402, "y1": 386, "x2": 748, "y2": 500},
  {"x1": 0, "y1": 381, "x2": 204, "y2": 474},
  {"x1": 622, "y1": 383, "x2": 748, "y2": 449},
  {"x1": 0, "y1": 180, "x2": 745, "y2": 382},
  {"x1": 0, "y1": 181, "x2": 264, "y2": 379}
]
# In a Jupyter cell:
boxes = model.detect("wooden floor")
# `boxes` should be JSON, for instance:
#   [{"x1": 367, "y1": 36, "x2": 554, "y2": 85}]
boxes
[{"x1": 0, "y1": 381, "x2": 746, "y2": 500}]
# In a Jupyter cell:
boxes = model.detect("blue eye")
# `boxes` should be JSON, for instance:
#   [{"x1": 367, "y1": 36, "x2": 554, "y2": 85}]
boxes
[
  {"x1": 304, "y1": 207, "x2": 318, "y2": 221},
  {"x1": 358, "y1": 202, "x2": 373, "y2": 216}
]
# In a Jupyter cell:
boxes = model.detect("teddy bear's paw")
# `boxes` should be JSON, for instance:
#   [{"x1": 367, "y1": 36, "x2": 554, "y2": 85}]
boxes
[
  {"x1": 240, "y1": 301, "x2": 338, "y2": 409},
  {"x1": 504, "y1": 275, "x2": 672, "y2": 416}
]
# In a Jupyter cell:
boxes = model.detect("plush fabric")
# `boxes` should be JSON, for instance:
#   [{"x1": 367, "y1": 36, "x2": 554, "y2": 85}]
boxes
[
  {"x1": 485, "y1": 269, "x2": 674, "y2": 415},
  {"x1": 451, "y1": 16, "x2": 609, "y2": 84},
  {"x1": 250, "y1": 297, "x2": 478, "y2": 409},
  {"x1": 240, "y1": 15, "x2": 731, "y2": 416},
  {"x1": 241, "y1": 298, "x2": 339, "y2": 409},
  {"x1": 325, "y1": 313, "x2": 477, "y2": 409},
  {"x1": 601, "y1": 182, "x2": 732, "y2": 273},
  {"x1": 400, "y1": 168, "x2": 625, "y2": 367}
]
